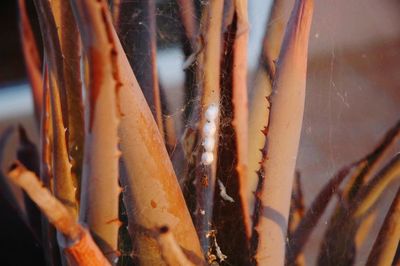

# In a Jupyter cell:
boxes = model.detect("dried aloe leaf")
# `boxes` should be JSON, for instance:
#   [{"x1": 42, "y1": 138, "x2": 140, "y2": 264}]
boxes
[
  {"x1": 40, "y1": 69, "x2": 62, "y2": 266},
  {"x1": 250, "y1": 0, "x2": 314, "y2": 264},
  {"x1": 117, "y1": 188, "x2": 133, "y2": 266},
  {"x1": 39, "y1": 68, "x2": 52, "y2": 190},
  {"x1": 32, "y1": 0, "x2": 78, "y2": 222},
  {"x1": 318, "y1": 154, "x2": 400, "y2": 266},
  {"x1": 111, "y1": 0, "x2": 121, "y2": 25},
  {"x1": 351, "y1": 154, "x2": 400, "y2": 218},
  {"x1": 287, "y1": 172, "x2": 306, "y2": 266},
  {"x1": 288, "y1": 172, "x2": 305, "y2": 236},
  {"x1": 365, "y1": 186, "x2": 400, "y2": 266},
  {"x1": 18, "y1": 0, "x2": 43, "y2": 124},
  {"x1": 317, "y1": 207, "x2": 358, "y2": 266},
  {"x1": 177, "y1": 0, "x2": 199, "y2": 52},
  {"x1": 285, "y1": 171, "x2": 305, "y2": 266},
  {"x1": 71, "y1": 0, "x2": 203, "y2": 264},
  {"x1": 50, "y1": 0, "x2": 85, "y2": 198},
  {"x1": 117, "y1": 50, "x2": 204, "y2": 264},
  {"x1": 392, "y1": 243, "x2": 400, "y2": 266},
  {"x1": 247, "y1": 0, "x2": 286, "y2": 213},
  {"x1": 8, "y1": 163, "x2": 110, "y2": 266},
  {"x1": 317, "y1": 119, "x2": 400, "y2": 265},
  {"x1": 69, "y1": 0, "x2": 121, "y2": 262},
  {"x1": 48, "y1": 73, "x2": 77, "y2": 219},
  {"x1": 210, "y1": 1, "x2": 253, "y2": 264},
  {"x1": 117, "y1": 0, "x2": 164, "y2": 137},
  {"x1": 286, "y1": 165, "x2": 353, "y2": 263},
  {"x1": 33, "y1": 0, "x2": 68, "y2": 129},
  {"x1": 193, "y1": 0, "x2": 224, "y2": 253},
  {"x1": 355, "y1": 210, "x2": 377, "y2": 250},
  {"x1": 157, "y1": 226, "x2": 197, "y2": 266},
  {"x1": 344, "y1": 120, "x2": 400, "y2": 201},
  {"x1": 231, "y1": 0, "x2": 251, "y2": 236}
]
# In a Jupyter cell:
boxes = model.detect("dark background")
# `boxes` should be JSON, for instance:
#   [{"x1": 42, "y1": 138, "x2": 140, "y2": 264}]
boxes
[{"x1": 0, "y1": 0, "x2": 42, "y2": 85}]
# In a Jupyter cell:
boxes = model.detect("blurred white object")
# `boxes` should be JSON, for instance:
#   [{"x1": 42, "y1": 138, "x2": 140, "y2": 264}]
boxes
[
  {"x1": 0, "y1": 83, "x2": 33, "y2": 121},
  {"x1": 205, "y1": 104, "x2": 219, "y2": 122},
  {"x1": 202, "y1": 138, "x2": 215, "y2": 152},
  {"x1": 201, "y1": 151, "x2": 214, "y2": 165}
]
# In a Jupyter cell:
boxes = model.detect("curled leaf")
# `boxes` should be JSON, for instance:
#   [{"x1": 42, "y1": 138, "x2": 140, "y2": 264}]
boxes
[{"x1": 8, "y1": 162, "x2": 110, "y2": 266}]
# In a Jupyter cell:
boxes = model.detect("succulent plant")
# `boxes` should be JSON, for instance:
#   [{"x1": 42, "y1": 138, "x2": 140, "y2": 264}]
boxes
[{"x1": 0, "y1": 0, "x2": 398, "y2": 265}]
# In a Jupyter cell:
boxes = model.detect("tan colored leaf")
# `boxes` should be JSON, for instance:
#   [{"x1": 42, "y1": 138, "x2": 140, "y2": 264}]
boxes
[
  {"x1": 50, "y1": 0, "x2": 85, "y2": 198},
  {"x1": 194, "y1": 0, "x2": 224, "y2": 253},
  {"x1": 247, "y1": 0, "x2": 286, "y2": 216},
  {"x1": 210, "y1": 2, "x2": 253, "y2": 264},
  {"x1": 39, "y1": 68, "x2": 52, "y2": 190},
  {"x1": 251, "y1": 0, "x2": 314, "y2": 264},
  {"x1": 117, "y1": 0, "x2": 164, "y2": 137},
  {"x1": 345, "y1": 119, "x2": 400, "y2": 200},
  {"x1": 70, "y1": 0, "x2": 121, "y2": 262},
  {"x1": 287, "y1": 173, "x2": 306, "y2": 266},
  {"x1": 33, "y1": 0, "x2": 68, "y2": 128},
  {"x1": 392, "y1": 244, "x2": 400, "y2": 266},
  {"x1": 366, "y1": 186, "x2": 400, "y2": 266},
  {"x1": 351, "y1": 154, "x2": 400, "y2": 218},
  {"x1": 286, "y1": 165, "x2": 352, "y2": 263},
  {"x1": 7, "y1": 163, "x2": 110, "y2": 266},
  {"x1": 318, "y1": 119, "x2": 400, "y2": 265},
  {"x1": 317, "y1": 154, "x2": 400, "y2": 266},
  {"x1": 48, "y1": 73, "x2": 77, "y2": 219},
  {"x1": 70, "y1": 0, "x2": 204, "y2": 264},
  {"x1": 118, "y1": 53, "x2": 204, "y2": 263},
  {"x1": 39, "y1": 69, "x2": 61, "y2": 266},
  {"x1": 232, "y1": 0, "x2": 251, "y2": 237},
  {"x1": 157, "y1": 226, "x2": 197, "y2": 266},
  {"x1": 32, "y1": 0, "x2": 77, "y2": 220},
  {"x1": 177, "y1": 0, "x2": 199, "y2": 52},
  {"x1": 111, "y1": 0, "x2": 121, "y2": 25},
  {"x1": 355, "y1": 209, "x2": 377, "y2": 250}
]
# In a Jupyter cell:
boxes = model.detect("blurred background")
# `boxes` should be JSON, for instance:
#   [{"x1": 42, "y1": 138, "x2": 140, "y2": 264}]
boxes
[{"x1": 0, "y1": 0, "x2": 399, "y2": 265}]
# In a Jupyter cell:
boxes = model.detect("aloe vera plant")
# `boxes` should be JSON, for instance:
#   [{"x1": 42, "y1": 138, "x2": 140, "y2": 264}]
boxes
[{"x1": 1, "y1": 0, "x2": 399, "y2": 265}]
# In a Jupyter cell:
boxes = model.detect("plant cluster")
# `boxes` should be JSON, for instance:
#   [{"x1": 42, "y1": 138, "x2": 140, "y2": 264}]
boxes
[{"x1": 0, "y1": 0, "x2": 398, "y2": 265}]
